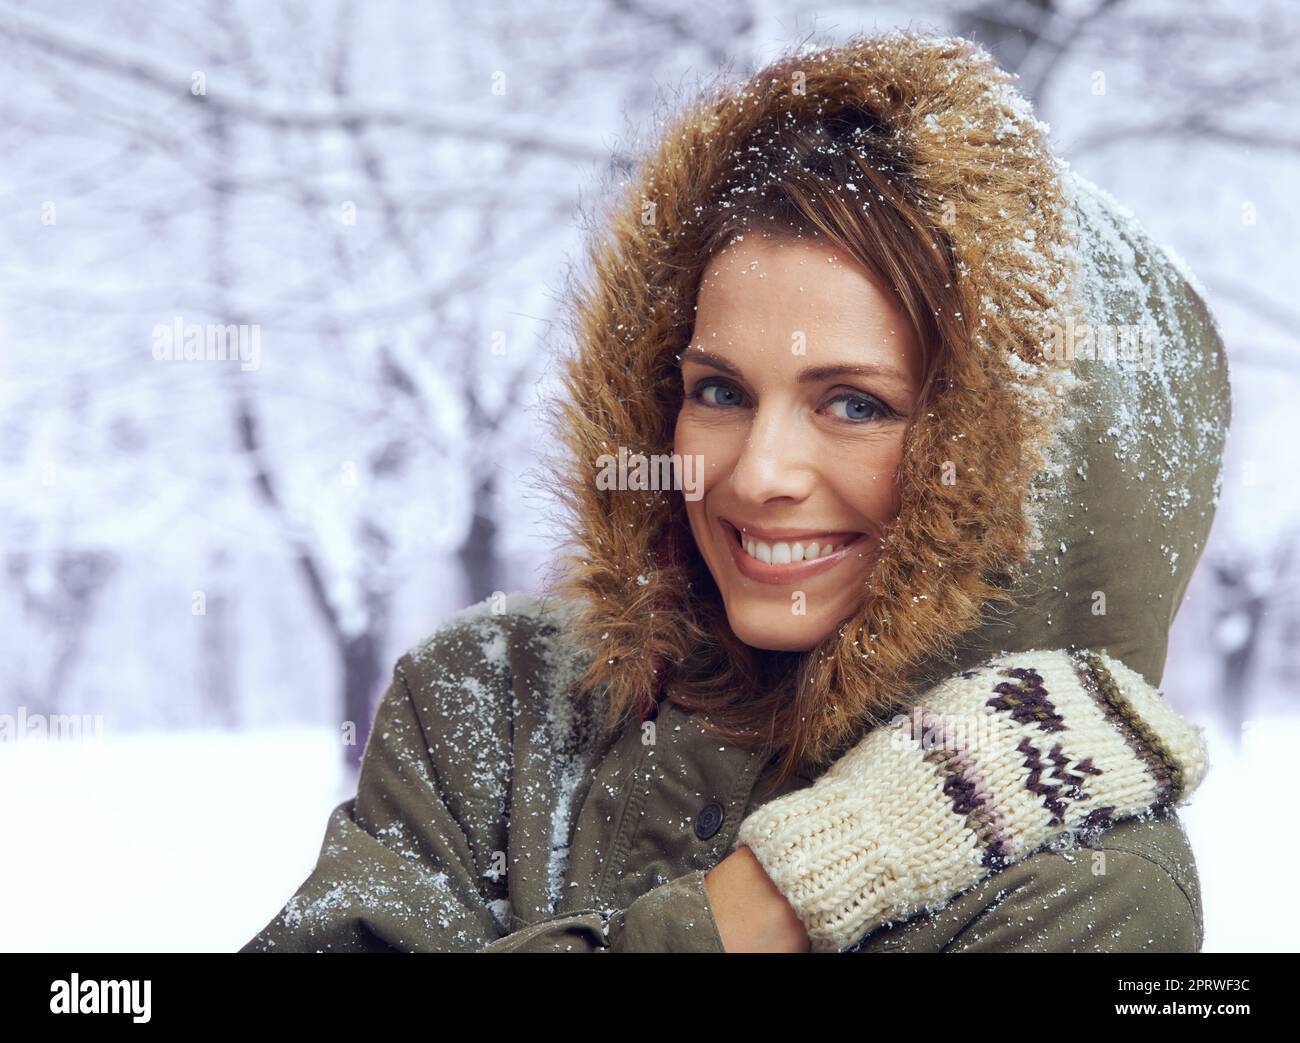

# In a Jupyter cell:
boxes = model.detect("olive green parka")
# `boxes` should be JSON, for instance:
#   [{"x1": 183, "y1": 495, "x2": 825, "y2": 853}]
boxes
[{"x1": 241, "y1": 30, "x2": 1229, "y2": 954}]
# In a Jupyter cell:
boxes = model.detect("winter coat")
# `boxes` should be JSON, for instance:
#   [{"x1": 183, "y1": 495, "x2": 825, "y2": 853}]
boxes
[{"x1": 240, "y1": 31, "x2": 1230, "y2": 954}]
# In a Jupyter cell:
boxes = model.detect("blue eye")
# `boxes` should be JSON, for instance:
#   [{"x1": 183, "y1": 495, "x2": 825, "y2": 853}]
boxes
[
  {"x1": 691, "y1": 380, "x2": 746, "y2": 407},
  {"x1": 824, "y1": 393, "x2": 888, "y2": 422}
]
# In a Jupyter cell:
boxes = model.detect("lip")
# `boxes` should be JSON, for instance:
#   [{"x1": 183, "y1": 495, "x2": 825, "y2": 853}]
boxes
[{"x1": 719, "y1": 518, "x2": 870, "y2": 586}]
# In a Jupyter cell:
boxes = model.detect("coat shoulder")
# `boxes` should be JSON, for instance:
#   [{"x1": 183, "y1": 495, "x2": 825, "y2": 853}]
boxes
[
  {"x1": 851, "y1": 808, "x2": 1204, "y2": 953},
  {"x1": 395, "y1": 592, "x2": 610, "y2": 768},
  {"x1": 399, "y1": 593, "x2": 589, "y2": 711},
  {"x1": 402, "y1": 591, "x2": 580, "y2": 673}
]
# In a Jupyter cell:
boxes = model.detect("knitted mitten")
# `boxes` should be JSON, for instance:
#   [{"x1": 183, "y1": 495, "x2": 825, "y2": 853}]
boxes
[{"x1": 733, "y1": 648, "x2": 1209, "y2": 953}]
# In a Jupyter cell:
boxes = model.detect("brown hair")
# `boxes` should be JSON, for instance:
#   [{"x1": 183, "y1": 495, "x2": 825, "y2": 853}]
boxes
[{"x1": 659, "y1": 100, "x2": 967, "y2": 795}]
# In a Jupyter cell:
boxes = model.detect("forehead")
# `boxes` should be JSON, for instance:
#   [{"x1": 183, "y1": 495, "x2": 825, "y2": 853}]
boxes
[{"x1": 688, "y1": 234, "x2": 920, "y2": 379}]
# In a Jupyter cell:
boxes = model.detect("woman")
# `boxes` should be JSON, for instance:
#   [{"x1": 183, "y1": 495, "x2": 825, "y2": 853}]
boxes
[{"x1": 241, "y1": 30, "x2": 1230, "y2": 953}]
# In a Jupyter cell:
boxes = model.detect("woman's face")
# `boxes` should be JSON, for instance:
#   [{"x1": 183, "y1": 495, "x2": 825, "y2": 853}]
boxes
[{"x1": 673, "y1": 233, "x2": 923, "y2": 652}]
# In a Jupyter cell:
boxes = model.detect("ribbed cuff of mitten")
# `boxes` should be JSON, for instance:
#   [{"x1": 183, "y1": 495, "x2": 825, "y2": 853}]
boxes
[{"x1": 734, "y1": 648, "x2": 1209, "y2": 953}]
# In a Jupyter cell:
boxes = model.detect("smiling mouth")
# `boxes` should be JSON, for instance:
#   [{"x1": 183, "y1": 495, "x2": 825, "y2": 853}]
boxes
[
  {"x1": 721, "y1": 519, "x2": 867, "y2": 569},
  {"x1": 738, "y1": 532, "x2": 847, "y2": 564}
]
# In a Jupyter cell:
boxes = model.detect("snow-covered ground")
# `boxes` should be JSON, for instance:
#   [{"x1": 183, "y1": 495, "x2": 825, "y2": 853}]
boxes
[
  {"x1": 1179, "y1": 718, "x2": 1300, "y2": 953},
  {"x1": 0, "y1": 717, "x2": 1292, "y2": 952},
  {"x1": 0, "y1": 727, "x2": 350, "y2": 952}
]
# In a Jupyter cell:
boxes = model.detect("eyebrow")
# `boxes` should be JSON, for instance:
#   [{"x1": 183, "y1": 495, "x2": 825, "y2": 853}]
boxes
[{"x1": 680, "y1": 348, "x2": 911, "y2": 388}]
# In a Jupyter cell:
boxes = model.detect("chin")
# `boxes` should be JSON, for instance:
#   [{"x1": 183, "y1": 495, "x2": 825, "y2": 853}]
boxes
[{"x1": 722, "y1": 601, "x2": 835, "y2": 652}]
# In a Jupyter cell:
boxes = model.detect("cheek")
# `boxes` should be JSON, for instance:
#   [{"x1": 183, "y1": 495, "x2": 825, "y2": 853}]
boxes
[
  {"x1": 673, "y1": 413, "x2": 739, "y2": 497},
  {"x1": 877, "y1": 441, "x2": 907, "y2": 518},
  {"x1": 836, "y1": 432, "x2": 907, "y2": 522},
  {"x1": 672, "y1": 408, "x2": 705, "y2": 458},
  {"x1": 671, "y1": 409, "x2": 691, "y2": 457}
]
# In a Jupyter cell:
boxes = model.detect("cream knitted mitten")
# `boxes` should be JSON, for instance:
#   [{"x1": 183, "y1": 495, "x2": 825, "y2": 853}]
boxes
[{"x1": 733, "y1": 648, "x2": 1209, "y2": 953}]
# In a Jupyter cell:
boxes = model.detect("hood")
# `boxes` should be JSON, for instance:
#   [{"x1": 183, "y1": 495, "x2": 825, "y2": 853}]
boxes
[
  {"x1": 553, "y1": 30, "x2": 1231, "y2": 770},
  {"x1": 910, "y1": 167, "x2": 1232, "y2": 691}
]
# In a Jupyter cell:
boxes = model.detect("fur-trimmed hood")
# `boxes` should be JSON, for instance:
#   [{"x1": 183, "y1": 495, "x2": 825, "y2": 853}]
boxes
[{"x1": 553, "y1": 30, "x2": 1232, "y2": 771}]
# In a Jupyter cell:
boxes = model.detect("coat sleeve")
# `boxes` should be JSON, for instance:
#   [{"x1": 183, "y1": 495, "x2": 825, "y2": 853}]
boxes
[
  {"x1": 240, "y1": 654, "x2": 727, "y2": 953},
  {"x1": 478, "y1": 869, "x2": 726, "y2": 952},
  {"x1": 939, "y1": 840, "x2": 1202, "y2": 953}
]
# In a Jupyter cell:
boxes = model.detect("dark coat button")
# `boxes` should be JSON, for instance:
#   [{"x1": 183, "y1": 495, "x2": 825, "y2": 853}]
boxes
[{"x1": 694, "y1": 802, "x2": 724, "y2": 840}]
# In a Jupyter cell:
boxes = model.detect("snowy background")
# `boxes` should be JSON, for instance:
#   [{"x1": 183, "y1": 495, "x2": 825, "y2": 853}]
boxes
[{"x1": 1, "y1": 0, "x2": 1295, "y2": 952}]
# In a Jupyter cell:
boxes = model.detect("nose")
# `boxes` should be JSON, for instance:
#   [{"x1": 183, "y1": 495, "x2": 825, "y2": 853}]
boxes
[{"x1": 727, "y1": 402, "x2": 817, "y2": 506}]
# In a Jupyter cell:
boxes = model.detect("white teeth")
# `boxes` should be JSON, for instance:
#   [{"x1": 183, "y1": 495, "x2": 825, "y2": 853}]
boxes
[{"x1": 737, "y1": 533, "x2": 848, "y2": 564}]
